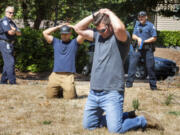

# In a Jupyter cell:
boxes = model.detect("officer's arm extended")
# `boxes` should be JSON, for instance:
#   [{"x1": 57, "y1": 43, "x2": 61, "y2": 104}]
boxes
[{"x1": 43, "y1": 24, "x2": 64, "y2": 44}]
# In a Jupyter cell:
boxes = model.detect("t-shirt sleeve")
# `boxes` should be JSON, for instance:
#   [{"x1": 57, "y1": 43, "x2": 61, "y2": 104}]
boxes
[
  {"x1": 117, "y1": 31, "x2": 131, "y2": 64},
  {"x1": 150, "y1": 24, "x2": 157, "y2": 37},
  {"x1": 52, "y1": 37, "x2": 58, "y2": 47},
  {"x1": 1, "y1": 19, "x2": 11, "y2": 32},
  {"x1": 93, "y1": 29, "x2": 98, "y2": 42},
  {"x1": 132, "y1": 24, "x2": 139, "y2": 36},
  {"x1": 74, "y1": 38, "x2": 79, "y2": 46}
]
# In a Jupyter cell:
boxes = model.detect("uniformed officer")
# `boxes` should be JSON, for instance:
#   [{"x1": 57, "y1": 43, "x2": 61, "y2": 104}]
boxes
[
  {"x1": 126, "y1": 11, "x2": 157, "y2": 90},
  {"x1": 0, "y1": 6, "x2": 21, "y2": 84}
]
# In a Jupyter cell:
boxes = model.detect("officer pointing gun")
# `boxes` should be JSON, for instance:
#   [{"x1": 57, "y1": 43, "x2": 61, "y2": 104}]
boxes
[
  {"x1": 0, "y1": 6, "x2": 21, "y2": 84},
  {"x1": 126, "y1": 11, "x2": 157, "y2": 90}
]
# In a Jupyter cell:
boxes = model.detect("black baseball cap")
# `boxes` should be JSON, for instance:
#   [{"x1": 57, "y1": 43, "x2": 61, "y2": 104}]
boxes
[
  {"x1": 138, "y1": 11, "x2": 147, "y2": 17},
  {"x1": 60, "y1": 25, "x2": 71, "y2": 34}
]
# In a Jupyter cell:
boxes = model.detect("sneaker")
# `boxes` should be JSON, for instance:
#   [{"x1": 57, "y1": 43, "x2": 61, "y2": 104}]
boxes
[
  {"x1": 128, "y1": 111, "x2": 136, "y2": 118},
  {"x1": 137, "y1": 111, "x2": 164, "y2": 130}
]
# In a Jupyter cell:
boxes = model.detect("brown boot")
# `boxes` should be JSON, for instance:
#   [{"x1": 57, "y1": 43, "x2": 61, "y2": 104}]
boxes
[{"x1": 137, "y1": 111, "x2": 164, "y2": 131}]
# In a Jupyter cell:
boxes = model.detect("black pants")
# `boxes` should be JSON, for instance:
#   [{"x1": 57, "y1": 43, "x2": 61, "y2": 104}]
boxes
[{"x1": 126, "y1": 48, "x2": 157, "y2": 88}]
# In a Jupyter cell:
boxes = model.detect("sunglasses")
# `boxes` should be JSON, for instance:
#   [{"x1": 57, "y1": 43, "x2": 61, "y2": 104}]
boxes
[
  {"x1": 7, "y1": 11, "x2": 14, "y2": 15},
  {"x1": 97, "y1": 26, "x2": 108, "y2": 33}
]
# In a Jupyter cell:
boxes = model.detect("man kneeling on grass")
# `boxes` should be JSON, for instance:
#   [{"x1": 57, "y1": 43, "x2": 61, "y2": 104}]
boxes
[
  {"x1": 74, "y1": 8, "x2": 164, "y2": 133},
  {"x1": 43, "y1": 24, "x2": 84, "y2": 99}
]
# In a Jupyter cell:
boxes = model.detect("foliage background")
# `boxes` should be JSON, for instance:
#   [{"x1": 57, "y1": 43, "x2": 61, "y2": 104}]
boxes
[
  {"x1": 0, "y1": 0, "x2": 180, "y2": 72},
  {"x1": 0, "y1": 29, "x2": 178, "y2": 73}
]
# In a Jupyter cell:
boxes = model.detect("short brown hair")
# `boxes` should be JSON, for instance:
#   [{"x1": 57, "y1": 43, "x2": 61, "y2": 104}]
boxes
[{"x1": 93, "y1": 13, "x2": 110, "y2": 26}]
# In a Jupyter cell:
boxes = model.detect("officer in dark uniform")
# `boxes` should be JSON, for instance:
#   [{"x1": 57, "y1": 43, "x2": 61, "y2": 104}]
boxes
[
  {"x1": 0, "y1": 6, "x2": 21, "y2": 84},
  {"x1": 126, "y1": 11, "x2": 157, "y2": 90}
]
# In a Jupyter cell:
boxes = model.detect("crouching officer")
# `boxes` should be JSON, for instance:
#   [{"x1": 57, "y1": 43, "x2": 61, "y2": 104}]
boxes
[
  {"x1": 0, "y1": 6, "x2": 21, "y2": 84},
  {"x1": 126, "y1": 11, "x2": 157, "y2": 90}
]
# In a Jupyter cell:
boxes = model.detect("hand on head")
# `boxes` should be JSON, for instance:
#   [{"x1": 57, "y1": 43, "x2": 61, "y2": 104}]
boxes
[{"x1": 99, "y1": 8, "x2": 111, "y2": 16}]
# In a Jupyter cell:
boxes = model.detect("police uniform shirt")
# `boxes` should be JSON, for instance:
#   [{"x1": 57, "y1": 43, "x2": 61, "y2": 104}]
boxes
[
  {"x1": 133, "y1": 21, "x2": 157, "y2": 41},
  {"x1": 0, "y1": 16, "x2": 17, "y2": 41}
]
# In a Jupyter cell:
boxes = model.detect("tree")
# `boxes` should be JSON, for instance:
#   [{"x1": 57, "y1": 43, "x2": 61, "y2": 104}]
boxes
[{"x1": 0, "y1": 0, "x2": 179, "y2": 29}]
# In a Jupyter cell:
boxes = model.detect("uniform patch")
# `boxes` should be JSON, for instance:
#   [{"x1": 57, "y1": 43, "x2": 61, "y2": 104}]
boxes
[{"x1": 3, "y1": 20, "x2": 8, "y2": 26}]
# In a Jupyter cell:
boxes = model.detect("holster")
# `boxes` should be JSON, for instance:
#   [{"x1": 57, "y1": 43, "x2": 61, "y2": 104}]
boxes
[{"x1": 143, "y1": 43, "x2": 155, "y2": 51}]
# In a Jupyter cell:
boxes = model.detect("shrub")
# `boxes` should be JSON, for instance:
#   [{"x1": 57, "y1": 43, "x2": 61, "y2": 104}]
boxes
[
  {"x1": 157, "y1": 31, "x2": 180, "y2": 47},
  {"x1": 12, "y1": 27, "x2": 89, "y2": 73},
  {"x1": 1, "y1": 28, "x2": 178, "y2": 73},
  {"x1": 14, "y1": 27, "x2": 53, "y2": 72}
]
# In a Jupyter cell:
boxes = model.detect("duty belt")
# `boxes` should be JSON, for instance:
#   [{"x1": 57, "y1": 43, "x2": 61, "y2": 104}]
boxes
[
  {"x1": 0, "y1": 39, "x2": 14, "y2": 44},
  {"x1": 143, "y1": 43, "x2": 154, "y2": 50}
]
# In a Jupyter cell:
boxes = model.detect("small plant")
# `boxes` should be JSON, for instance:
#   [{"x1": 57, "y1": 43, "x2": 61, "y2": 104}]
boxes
[
  {"x1": 132, "y1": 99, "x2": 140, "y2": 110},
  {"x1": 168, "y1": 111, "x2": 180, "y2": 116},
  {"x1": 165, "y1": 94, "x2": 174, "y2": 106},
  {"x1": 43, "y1": 120, "x2": 52, "y2": 125}
]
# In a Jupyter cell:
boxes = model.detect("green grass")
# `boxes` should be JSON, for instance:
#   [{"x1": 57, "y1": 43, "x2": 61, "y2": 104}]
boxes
[
  {"x1": 43, "y1": 120, "x2": 52, "y2": 125},
  {"x1": 165, "y1": 94, "x2": 174, "y2": 106},
  {"x1": 132, "y1": 99, "x2": 140, "y2": 110},
  {"x1": 168, "y1": 111, "x2": 180, "y2": 116}
]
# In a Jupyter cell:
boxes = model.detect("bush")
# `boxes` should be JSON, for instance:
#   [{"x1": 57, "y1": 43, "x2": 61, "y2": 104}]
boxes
[
  {"x1": 13, "y1": 27, "x2": 89, "y2": 73},
  {"x1": 157, "y1": 31, "x2": 180, "y2": 47},
  {"x1": 14, "y1": 27, "x2": 54, "y2": 72},
  {"x1": 1, "y1": 28, "x2": 178, "y2": 73}
]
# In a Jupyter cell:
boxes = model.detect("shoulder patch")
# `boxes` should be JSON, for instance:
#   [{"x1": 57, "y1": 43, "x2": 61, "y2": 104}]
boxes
[
  {"x1": 3, "y1": 20, "x2": 8, "y2": 26},
  {"x1": 153, "y1": 25, "x2": 156, "y2": 30}
]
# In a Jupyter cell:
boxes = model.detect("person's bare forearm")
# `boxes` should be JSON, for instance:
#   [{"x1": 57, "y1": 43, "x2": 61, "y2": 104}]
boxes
[
  {"x1": 43, "y1": 25, "x2": 62, "y2": 35},
  {"x1": 100, "y1": 9, "x2": 127, "y2": 41},
  {"x1": 144, "y1": 37, "x2": 157, "y2": 43},
  {"x1": 132, "y1": 34, "x2": 139, "y2": 41},
  {"x1": 107, "y1": 10, "x2": 126, "y2": 33},
  {"x1": 75, "y1": 13, "x2": 96, "y2": 30}
]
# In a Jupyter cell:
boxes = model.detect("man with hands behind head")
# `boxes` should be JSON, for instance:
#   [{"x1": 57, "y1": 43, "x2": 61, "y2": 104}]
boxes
[
  {"x1": 73, "y1": 8, "x2": 155, "y2": 133},
  {"x1": 43, "y1": 23, "x2": 84, "y2": 99}
]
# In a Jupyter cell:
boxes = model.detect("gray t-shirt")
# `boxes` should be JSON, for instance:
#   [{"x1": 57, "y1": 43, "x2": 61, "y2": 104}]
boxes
[{"x1": 90, "y1": 31, "x2": 130, "y2": 91}]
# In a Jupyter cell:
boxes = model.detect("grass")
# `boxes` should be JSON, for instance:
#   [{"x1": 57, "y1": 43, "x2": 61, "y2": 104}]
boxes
[
  {"x1": 132, "y1": 98, "x2": 140, "y2": 110},
  {"x1": 0, "y1": 75, "x2": 180, "y2": 135},
  {"x1": 165, "y1": 93, "x2": 174, "y2": 106},
  {"x1": 168, "y1": 111, "x2": 180, "y2": 116},
  {"x1": 43, "y1": 121, "x2": 52, "y2": 125}
]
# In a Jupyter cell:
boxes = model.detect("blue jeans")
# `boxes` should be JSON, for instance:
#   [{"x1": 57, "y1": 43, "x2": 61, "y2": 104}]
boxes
[{"x1": 83, "y1": 90, "x2": 147, "y2": 133}]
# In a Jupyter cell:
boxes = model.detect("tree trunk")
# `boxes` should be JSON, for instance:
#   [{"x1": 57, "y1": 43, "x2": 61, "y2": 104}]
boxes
[{"x1": 22, "y1": 1, "x2": 30, "y2": 27}]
